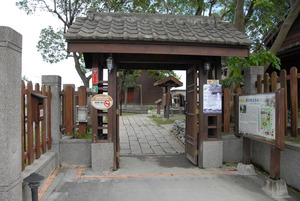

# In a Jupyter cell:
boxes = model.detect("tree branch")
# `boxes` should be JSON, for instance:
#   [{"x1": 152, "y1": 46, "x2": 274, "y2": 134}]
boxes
[
  {"x1": 73, "y1": 52, "x2": 89, "y2": 87},
  {"x1": 209, "y1": 0, "x2": 217, "y2": 16},
  {"x1": 244, "y1": 1, "x2": 254, "y2": 24},
  {"x1": 52, "y1": 0, "x2": 68, "y2": 27},
  {"x1": 266, "y1": 1, "x2": 300, "y2": 71}
]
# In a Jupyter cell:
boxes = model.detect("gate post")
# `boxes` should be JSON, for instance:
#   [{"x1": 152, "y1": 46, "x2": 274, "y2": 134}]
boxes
[
  {"x1": 42, "y1": 75, "x2": 62, "y2": 167},
  {"x1": 243, "y1": 66, "x2": 264, "y2": 94},
  {"x1": 0, "y1": 26, "x2": 22, "y2": 201}
]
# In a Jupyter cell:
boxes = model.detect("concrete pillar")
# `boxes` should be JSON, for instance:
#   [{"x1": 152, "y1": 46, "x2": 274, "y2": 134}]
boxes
[
  {"x1": 243, "y1": 66, "x2": 264, "y2": 94},
  {"x1": 0, "y1": 26, "x2": 22, "y2": 201},
  {"x1": 42, "y1": 75, "x2": 62, "y2": 167}
]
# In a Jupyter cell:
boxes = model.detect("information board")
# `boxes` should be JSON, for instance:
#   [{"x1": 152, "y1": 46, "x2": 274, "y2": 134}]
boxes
[
  {"x1": 238, "y1": 93, "x2": 276, "y2": 140},
  {"x1": 203, "y1": 84, "x2": 222, "y2": 114}
]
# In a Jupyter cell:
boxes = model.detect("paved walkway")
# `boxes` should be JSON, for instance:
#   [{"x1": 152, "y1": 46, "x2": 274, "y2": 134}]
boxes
[
  {"x1": 120, "y1": 114, "x2": 184, "y2": 155},
  {"x1": 41, "y1": 155, "x2": 300, "y2": 201},
  {"x1": 39, "y1": 114, "x2": 300, "y2": 201}
]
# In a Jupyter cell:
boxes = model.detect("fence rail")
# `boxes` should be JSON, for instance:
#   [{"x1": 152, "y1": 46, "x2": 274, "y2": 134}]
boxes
[
  {"x1": 21, "y1": 81, "x2": 52, "y2": 171},
  {"x1": 60, "y1": 86, "x2": 93, "y2": 136}
]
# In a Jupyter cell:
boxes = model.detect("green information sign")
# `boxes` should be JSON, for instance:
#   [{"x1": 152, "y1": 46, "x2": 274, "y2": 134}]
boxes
[{"x1": 92, "y1": 86, "x2": 98, "y2": 93}]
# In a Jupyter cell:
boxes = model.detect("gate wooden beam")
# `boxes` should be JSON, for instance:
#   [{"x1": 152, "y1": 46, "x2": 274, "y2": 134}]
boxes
[
  {"x1": 78, "y1": 86, "x2": 87, "y2": 135},
  {"x1": 68, "y1": 42, "x2": 249, "y2": 57}
]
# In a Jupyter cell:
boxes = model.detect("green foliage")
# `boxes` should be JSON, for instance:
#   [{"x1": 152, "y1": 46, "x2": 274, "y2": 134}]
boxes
[
  {"x1": 149, "y1": 114, "x2": 185, "y2": 125},
  {"x1": 37, "y1": 26, "x2": 66, "y2": 63},
  {"x1": 147, "y1": 70, "x2": 180, "y2": 81},
  {"x1": 72, "y1": 131, "x2": 92, "y2": 139},
  {"x1": 212, "y1": 0, "x2": 289, "y2": 50},
  {"x1": 222, "y1": 50, "x2": 281, "y2": 87},
  {"x1": 119, "y1": 70, "x2": 141, "y2": 92},
  {"x1": 148, "y1": 105, "x2": 154, "y2": 111},
  {"x1": 22, "y1": 75, "x2": 30, "y2": 82}
]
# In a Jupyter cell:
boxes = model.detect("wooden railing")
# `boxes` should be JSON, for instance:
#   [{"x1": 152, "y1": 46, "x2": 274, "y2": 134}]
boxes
[
  {"x1": 60, "y1": 86, "x2": 92, "y2": 135},
  {"x1": 222, "y1": 67, "x2": 299, "y2": 138},
  {"x1": 21, "y1": 81, "x2": 51, "y2": 171}
]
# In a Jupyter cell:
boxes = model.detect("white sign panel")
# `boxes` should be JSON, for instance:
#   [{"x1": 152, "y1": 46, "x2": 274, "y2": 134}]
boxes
[
  {"x1": 203, "y1": 84, "x2": 222, "y2": 114},
  {"x1": 239, "y1": 93, "x2": 276, "y2": 140},
  {"x1": 91, "y1": 94, "x2": 113, "y2": 110}
]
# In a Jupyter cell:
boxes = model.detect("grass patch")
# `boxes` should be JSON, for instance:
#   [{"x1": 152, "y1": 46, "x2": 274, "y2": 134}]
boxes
[
  {"x1": 149, "y1": 114, "x2": 185, "y2": 125},
  {"x1": 285, "y1": 135, "x2": 300, "y2": 144},
  {"x1": 120, "y1": 112, "x2": 141, "y2": 116},
  {"x1": 72, "y1": 132, "x2": 92, "y2": 139}
]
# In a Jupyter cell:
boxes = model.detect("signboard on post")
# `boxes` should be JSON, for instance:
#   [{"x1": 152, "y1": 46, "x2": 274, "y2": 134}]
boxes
[
  {"x1": 91, "y1": 94, "x2": 113, "y2": 110},
  {"x1": 239, "y1": 93, "x2": 276, "y2": 140},
  {"x1": 92, "y1": 68, "x2": 98, "y2": 84},
  {"x1": 237, "y1": 89, "x2": 285, "y2": 150},
  {"x1": 203, "y1": 84, "x2": 222, "y2": 114}
]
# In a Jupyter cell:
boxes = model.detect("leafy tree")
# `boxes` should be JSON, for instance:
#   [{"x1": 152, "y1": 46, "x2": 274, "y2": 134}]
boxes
[
  {"x1": 147, "y1": 70, "x2": 180, "y2": 81},
  {"x1": 17, "y1": 0, "x2": 299, "y2": 89},
  {"x1": 222, "y1": 49, "x2": 281, "y2": 88},
  {"x1": 119, "y1": 69, "x2": 141, "y2": 106}
]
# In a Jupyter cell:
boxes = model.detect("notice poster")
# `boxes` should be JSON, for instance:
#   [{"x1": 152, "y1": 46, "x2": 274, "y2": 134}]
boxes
[
  {"x1": 238, "y1": 93, "x2": 276, "y2": 140},
  {"x1": 203, "y1": 84, "x2": 222, "y2": 114}
]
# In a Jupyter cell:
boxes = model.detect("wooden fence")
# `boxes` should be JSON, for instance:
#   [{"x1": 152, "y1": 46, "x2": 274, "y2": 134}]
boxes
[
  {"x1": 60, "y1": 86, "x2": 92, "y2": 136},
  {"x1": 21, "y1": 81, "x2": 51, "y2": 171},
  {"x1": 223, "y1": 67, "x2": 299, "y2": 138}
]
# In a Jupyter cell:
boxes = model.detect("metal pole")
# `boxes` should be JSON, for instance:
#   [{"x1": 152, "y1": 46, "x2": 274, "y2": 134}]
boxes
[{"x1": 23, "y1": 173, "x2": 44, "y2": 201}]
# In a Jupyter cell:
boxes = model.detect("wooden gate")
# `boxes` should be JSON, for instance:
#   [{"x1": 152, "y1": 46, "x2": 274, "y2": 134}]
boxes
[{"x1": 185, "y1": 66, "x2": 199, "y2": 165}]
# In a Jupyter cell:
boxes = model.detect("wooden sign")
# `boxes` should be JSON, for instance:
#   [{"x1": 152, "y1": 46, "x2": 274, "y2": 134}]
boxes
[
  {"x1": 237, "y1": 89, "x2": 285, "y2": 150},
  {"x1": 91, "y1": 94, "x2": 113, "y2": 110},
  {"x1": 92, "y1": 68, "x2": 98, "y2": 84}
]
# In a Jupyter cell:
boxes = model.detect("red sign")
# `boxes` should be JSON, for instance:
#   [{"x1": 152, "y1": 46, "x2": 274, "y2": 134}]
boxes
[{"x1": 92, "y1": 68, "x2": 98, "y2": 84}]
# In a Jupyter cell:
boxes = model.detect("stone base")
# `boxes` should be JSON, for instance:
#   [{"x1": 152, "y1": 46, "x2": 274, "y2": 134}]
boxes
[
  {"x1": 0, "y1": 180, "x2": 22, "y2": 201},
  {"x1": 237, "y1": 163, "x2": 256, "y2": 175},
  {"x1": 200, "y1": 141, "x2": 223, "y2": 168},
  {"x1": 262, "y1": 179, "x2": 288, "y2": 197},
  {"x1": 60, "y1": 137, "x2": 91, "y2": 167},
  {"x1": 91, "y1": 143, "x2": 114, "y2": 173}
]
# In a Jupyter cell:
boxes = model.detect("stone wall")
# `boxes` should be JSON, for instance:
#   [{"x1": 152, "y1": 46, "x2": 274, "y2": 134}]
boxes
[
  {"x1": 0, "y1": 26, "x2": 23, "y2": 201},
  {"x1": 171, "y1": 120, "x2": 185, "y2": 144}
]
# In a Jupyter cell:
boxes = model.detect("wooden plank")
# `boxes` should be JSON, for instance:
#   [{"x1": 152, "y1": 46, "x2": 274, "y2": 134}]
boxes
[
  {"x1": 223, "y1": 88, "x2": 231, "y2": 133},
  {"x1": 243, "y1": 137, "x2": 251, "y2": 165},
  {"x1": 280, "y1": 70, "x2": 287, "y2": 135},
  {"x1": 276, "y1": 88, "x2": 285, "y2": 150},
  {"x1": 21, "y1": 81, "x2": 25, "y2": 171},
  {"x1": 65, "y1": 86, "x2": 74, "y2": 135},
  {"x1": 234, "y1": 88, "x2": 243, "y2": 136},
  {"x1": 264, "y1": 73, "x2": 270, "y2": 93},
  {"x1": 270, "y1": 145, "x2": 280, "y2": 180},
  {"x1": 27, "y1": 82, "x2": 34, "y2": 165},
  {"x1": 78, "y1": 86, "x2": 87, "y2": 135},
  {"x1": 35, "y1": 84, "x2": 41, "y2": 159},
  {"x1": 61, "y1": 91, "x2": 65, "y2": 130},
  {"x1": 271, "y1": 72, "x2": 278, "y2": 92},
  {"x1": 185, "y1": 65, "x2": 198, "y2": 165},
  {"x1": 108, "y1": 65, "x2": 117, "y2": 143},
  {"x1": 116, "y1": 71, "x2": 120, "y2": 169},
  {"x1": 68, "y1": 43, "x2": 250, "y2": 57},
  {"x1": 290, "y1": 67, "x2": 298, "y2": 137},
  {"x1": 47, "y1": 86, "x2": 52, "y2": 150},
  {"x1": 257, "y1": 75, "x2": 262, "y2": 94},
  {"x1": 41, "y1": 85, "x2": 47, "y2": 154}
]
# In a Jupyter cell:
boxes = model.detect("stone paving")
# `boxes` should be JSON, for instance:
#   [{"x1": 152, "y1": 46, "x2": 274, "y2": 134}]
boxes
[{"x1": 120, "y1": 114, "x2": 184, "y2": 155}]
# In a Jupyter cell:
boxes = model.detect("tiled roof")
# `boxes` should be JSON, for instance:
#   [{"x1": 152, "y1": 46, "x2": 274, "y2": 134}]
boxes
[{"x1": 65, "y1": 11, "x2": 253, "y2": 46}]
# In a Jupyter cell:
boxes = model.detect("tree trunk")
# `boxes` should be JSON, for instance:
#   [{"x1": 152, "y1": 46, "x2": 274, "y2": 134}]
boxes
[
  {"x1": 266, "y1": 1, "x2": 300, "y2": 71},
  {"x1": 124, "y1": 88, "x2": 128, "y2": 107},
  {"x1": 73, "y1": 53, "x2": 90, "y2": 88},
  {"x1": 233, "y1": 0, "x2": 245, "y2": 32}
]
